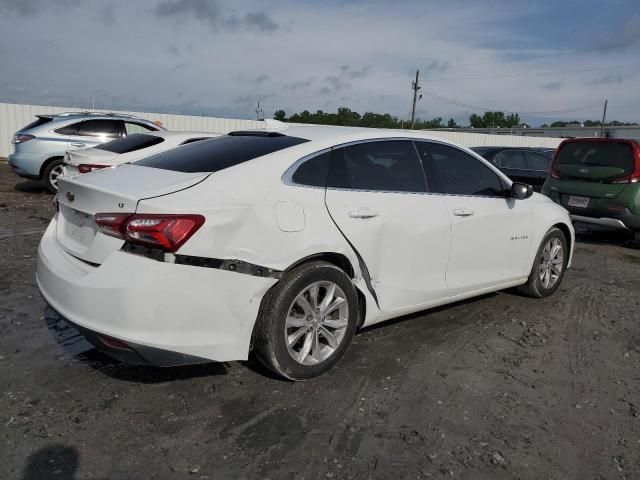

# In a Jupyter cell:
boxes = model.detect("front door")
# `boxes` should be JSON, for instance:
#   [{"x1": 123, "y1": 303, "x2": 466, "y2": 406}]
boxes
[
  {"x1": 324, "y1": 140, "x2": 451, "y2": 312},
  {"x1": 416, "y1": 142, "x2": 533, "y2": 295}
]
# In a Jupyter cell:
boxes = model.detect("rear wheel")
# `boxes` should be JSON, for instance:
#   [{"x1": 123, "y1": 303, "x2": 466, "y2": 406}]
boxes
[
  {"x1": 518, "y1": 227, "x2": 568, "y2": 298},
  {"x1": 253, "y1": 261, "x2": 359, "y2": 380},
  {"x1": 43, "y1": 158, "x2": 64, "y2": 193}
]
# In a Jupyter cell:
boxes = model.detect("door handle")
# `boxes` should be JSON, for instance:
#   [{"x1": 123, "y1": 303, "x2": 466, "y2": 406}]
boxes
[
  {"x1": 70, "y1": 142, "x2": 86, "y2": 148},
  {"x1": 348, "y1": 207, "x2": 379, "y2": 219},
  {"x1": 452, "y1": 207, "x2": 475, "y2": 217}
]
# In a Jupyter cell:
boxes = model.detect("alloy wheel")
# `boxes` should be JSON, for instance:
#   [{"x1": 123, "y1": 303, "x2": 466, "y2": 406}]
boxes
[
  {"x1": 284, "y1": 281, "x2": 349, "y2": 366},
  {"x1": 49, "y1": 164, "x2": 64, "y2": 190},
  {"x1": 539, "y1": 237, "x2": 564, "y2": 289}
]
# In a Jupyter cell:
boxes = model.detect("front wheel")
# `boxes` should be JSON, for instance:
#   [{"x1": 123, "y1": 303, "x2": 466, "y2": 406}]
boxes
[
  {"x1": 253, "y1": 261, "x2": 359, "y2": 381},
  {"x1": 518, "y1": 227, "x2": 568, "y2": 298}
]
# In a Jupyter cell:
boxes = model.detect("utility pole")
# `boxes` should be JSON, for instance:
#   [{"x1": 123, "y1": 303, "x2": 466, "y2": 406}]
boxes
[
  {"x1": 600, "y1": 99, "x2": 608, "y2": 137},
  {"x1": 410, "y1": 70, "x2": 421, "y2": 130},
  {"x1": 255, "y1": 100, "x2": 264, "y2": 121}
]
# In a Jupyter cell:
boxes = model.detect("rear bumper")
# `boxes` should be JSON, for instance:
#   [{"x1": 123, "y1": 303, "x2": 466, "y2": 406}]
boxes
[
  {"x1": 567, "y1": 207, "x2": 640, "y2": 232},
  {"x1": 37, "y1": 219, "x2": 277, "y2": 364},
  {"x1": 543, "y1": 190, "x2": 640, "y2": 232},
  {"x1": 54, "y1": 314, "x2": 213, "y2": 366},
  {"x1": 8, "y1": 151, "x2": 45, "y2": 178}
]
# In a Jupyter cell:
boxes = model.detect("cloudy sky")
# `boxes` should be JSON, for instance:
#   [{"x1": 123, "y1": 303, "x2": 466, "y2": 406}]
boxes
[{"x1": 0, "y1": 0, "x2": 638, "y2": 125}]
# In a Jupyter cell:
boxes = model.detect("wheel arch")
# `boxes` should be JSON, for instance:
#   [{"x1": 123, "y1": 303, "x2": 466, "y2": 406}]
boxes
[
  {"x1": 283, "y1": 252, "x2": 355, "y2": 278},
  {"x1": 39, "y1": 155, "x2": 65, "y2": 179},
  {"x1": 552, "y1": 222, "x2": 572, "y2": 253}
]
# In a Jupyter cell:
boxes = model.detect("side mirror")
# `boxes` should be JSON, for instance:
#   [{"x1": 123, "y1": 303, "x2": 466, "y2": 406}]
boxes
[{"x1": 510, "y1": 182, "x2": 533, "y2": 200}]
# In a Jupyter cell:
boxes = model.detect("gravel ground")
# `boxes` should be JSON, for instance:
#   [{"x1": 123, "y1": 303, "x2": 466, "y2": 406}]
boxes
[{"x1": 1, "y1": 162, "x2": 639, "y2": 480}]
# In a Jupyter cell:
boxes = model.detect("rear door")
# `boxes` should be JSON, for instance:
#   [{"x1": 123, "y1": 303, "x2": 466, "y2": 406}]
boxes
[
  {"x1": 416, "y1": 142, "x2": 533, "y2": 294},
  {"x1": 524, "y1": 150, "x2": 552, "y2": 190},
  {"x1": 493, "y1": 149, "x2": 530, "y2": 184},
  {"x1": 324, "y1": 140, "x2": 451, "y2": 311},
  {"x1": 57, "y1": 119, "x2": 124, "y2": 150}
]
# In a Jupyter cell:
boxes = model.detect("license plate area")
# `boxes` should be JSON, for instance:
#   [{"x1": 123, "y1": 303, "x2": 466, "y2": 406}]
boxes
[
  {"x1": 59, "y1": 205, "x2": 97, "y2": 250},
  {"x1": 567, "y1": 195, "x2": 589, "y2": 208}
]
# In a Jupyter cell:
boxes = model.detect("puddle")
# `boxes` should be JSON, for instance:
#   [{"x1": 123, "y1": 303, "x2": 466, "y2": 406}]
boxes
[{"x1": 44, "y1": 306, "x2": 93, "y2": 357}]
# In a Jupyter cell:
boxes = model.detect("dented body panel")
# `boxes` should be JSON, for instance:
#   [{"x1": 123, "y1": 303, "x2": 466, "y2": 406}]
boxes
[{"x1": 37, "y1": 125, "x2": 575, "y2": 364}]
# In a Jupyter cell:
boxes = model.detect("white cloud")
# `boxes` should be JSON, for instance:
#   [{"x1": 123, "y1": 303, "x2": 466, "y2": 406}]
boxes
[{"x1": 0, "y1": 0, "x2": 637, "y2": 124}]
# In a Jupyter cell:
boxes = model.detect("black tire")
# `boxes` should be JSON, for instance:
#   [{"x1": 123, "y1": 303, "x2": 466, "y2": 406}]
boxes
[
  {"x1": 43, "y1": 158, "x2": 64, "y2": 193},
  {"x1": 253, "y1": 261, "x2": 359, "y2": 381},
  {"x1": 518, "y1": 227, "x2": 569, "y2": 298}
]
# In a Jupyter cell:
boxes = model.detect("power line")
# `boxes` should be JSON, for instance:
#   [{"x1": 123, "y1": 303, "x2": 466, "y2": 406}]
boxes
[
  {"x1": 421, "y1": 90, "x2": 604, "y2": 116},
  {"x1": 434, "y1": 39, "x2": 640, "y2": 70},
  {"x1": 424, "y1": 63, "x2": 640, "y2": 82}
]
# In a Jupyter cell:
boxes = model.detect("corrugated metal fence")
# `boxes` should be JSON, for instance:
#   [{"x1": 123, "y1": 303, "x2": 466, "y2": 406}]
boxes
[{"x1": 0, "y1": 102, "x2": 561, "y2": 158}]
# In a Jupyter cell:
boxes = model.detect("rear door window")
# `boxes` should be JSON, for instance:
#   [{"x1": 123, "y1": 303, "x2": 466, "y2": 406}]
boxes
[
  {"x1": 291, "y1": 151, "x2": 331, "y2": 187},
  {"x1": 59, "y1": 120, "x2": 123, "y2": 138},
  {"x1": 135, "y1": 134, "x2": 309, "y2": 173},
  {"x1": 96, "y1": 133, "x2": 164, "y2": 154},
  {"x1": 526, "y1": 151, "x2": 551, "y2": 171},
  {"x1": 328, "y1": 140, "x2": 427, "y2": 192},
  {"x1": 417, "y1": 142, "x2": 506, "y2": 196},
  {"x1": 494, "y1": 150, "x2": 527, "y2": 169}
]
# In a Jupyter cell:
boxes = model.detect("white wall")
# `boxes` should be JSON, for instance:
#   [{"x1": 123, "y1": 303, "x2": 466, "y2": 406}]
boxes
[
  {"x1": 0, "y1": 102, "x2": 263, "y2": 158},
  {"x1": 0, "y1": 102, "x2": 561, "y2": 158},
  {"x1": 422, "y1": 130, "x2": 562, "y2": 148}
]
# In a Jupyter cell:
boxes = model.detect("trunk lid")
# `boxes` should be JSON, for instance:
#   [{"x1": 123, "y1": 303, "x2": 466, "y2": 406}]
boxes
[
  {"x1": 55, "y1": 165, "x2": 209, "y2": 264},
  {"x1": 66, "y1": 147, "x2": 118, "y2": 167}
]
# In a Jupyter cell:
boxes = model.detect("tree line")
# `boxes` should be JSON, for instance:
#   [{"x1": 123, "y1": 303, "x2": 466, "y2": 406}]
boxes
[
  {"x1": 540, "y1": 120, "x2": 639, "y2": 128},
  {"x1": 273, "y1": 107, "x2": 637, "y2": 129},
  {"x1": 273, "y1": 107, "x2": 455, "y2": 129}
]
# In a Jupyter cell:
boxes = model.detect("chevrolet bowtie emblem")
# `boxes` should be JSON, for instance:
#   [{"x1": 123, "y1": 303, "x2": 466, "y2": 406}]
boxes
[{"x1": 66, "y1": 191, "x2": 75, "y2": 202}]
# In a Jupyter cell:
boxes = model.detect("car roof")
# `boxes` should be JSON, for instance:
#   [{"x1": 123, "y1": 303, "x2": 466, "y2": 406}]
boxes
[
  {"x1": 252, "y1": 124, "x2": 473, "y2": 147},
  {"x1": 47, "y1": 111, "x2": 152, "y2": 121},
  {"x1": 141, "y1": 130, "x2": 222, "y2": 139},
  {"x1": 471, "y1": 146, "x2": 548, "y2": 151}
]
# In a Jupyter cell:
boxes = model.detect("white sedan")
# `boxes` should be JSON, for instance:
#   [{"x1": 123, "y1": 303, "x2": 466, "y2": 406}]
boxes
[
  {"x1": 62, "y1": 130, "x2": 221, "y2": 176},
  {"x1": 38, "y1": 125, "x2": 574, "y2": 380}
]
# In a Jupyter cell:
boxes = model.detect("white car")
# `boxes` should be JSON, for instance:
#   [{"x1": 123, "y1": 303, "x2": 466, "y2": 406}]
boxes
[
  {"x1": 37, "y1": 125, "x2": 574, "y2": 380},
  {"x1": 62, "y1": 130, "x2": 222, "y2": 176}
]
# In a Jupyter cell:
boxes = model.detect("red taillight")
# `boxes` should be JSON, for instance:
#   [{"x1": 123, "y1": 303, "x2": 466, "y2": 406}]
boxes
[
  {"x1": 124, "y1": 215, "x2": 205, "y2": 251},
  {"x1": 94, "y1": 213, "x2": 131, "y2": 239},
  {"x1": 12, "y1": 134, "x2": 34, "y2": 144},
  {"x1": 78, "y1": 164, "x2": 110, "y2": 174},
  {"x1": 94, "y1": 213, "x2": 205, "y2": 252},
  {"x1": 611, "y1": 142, "x2": 640, "y2": 184},
  {"x1": 548, "y1": 148, "x2": 561, "y2": 178}
]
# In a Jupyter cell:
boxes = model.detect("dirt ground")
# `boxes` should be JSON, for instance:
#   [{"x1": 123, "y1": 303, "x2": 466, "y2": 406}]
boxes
[{"x1": 1, "y1": 162, "x2": 639, "y2": 480}]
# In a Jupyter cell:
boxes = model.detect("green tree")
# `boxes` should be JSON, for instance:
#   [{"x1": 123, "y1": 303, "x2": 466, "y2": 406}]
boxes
[
  {"x1": 273, "y1": 109, "x2": 287, "y2": 121},
  {"x1": 469, "y1": 113, "x2": 484, "y2": 128},
  {"x1": 447, "y1": 118, "x2": 458, "y2": 128}
]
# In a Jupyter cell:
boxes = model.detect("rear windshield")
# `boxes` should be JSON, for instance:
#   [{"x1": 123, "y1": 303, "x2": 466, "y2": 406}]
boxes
[
  {"x1": 96, "y1": 133, "x2": 164, "y2": 154},
  {"x1": 135, "y1": 134, "x2": 309, "y2": 173},
  {"x1": 21, "y1": 116, "x2": 52, "y2": 131},
  {"x1": 555, "y1": 142, "x2": 635, "y2": 174}
]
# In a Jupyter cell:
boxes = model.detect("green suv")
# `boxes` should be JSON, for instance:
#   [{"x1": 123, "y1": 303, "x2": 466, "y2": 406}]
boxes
[{"x1": 542, "y1": 138, "x2": 640, "y2": 240}]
